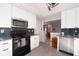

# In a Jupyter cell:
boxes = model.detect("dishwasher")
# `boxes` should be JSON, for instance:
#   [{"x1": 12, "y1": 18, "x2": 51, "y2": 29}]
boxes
[{"x1": 59, "y1": 37, "x2": 74, "y2": 55}]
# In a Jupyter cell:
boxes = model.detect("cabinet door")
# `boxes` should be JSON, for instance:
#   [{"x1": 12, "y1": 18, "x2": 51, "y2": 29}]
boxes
[
  {"x1": 30, "y1": 36, "x2": 39, "y2": 50},
  {"x1": 0, "y1": 40, "x2": 12, "y2": 56},
  {"x1": 66, "y1": 8, "x2": 76, "y2": 28},
  {"x1": 61, "y1": 8, "x2": 76, "y2": 28},
  {"x1": 59, "y1": 38, "x2": 68, "y2": 52},
  {"x1": 76, "y1": 7, "x2": 79, "y2": 28},
  {"x1": 33, "y1": 36, "x2": 39, "y2": 48},
  {"x1": 67, "y1": 38, "x2": 74, "y2": 54},
  {"x1": 30, "y1": 36, "x2": 35, "y2": 50},
  {"x1": 74, "y1": 38, "x2": 79, "y2": 56},
  {"x1": 0, "y1": 48, "x2": 12, "y2": 56},
  {"x1": 61, "y1": 11, "x2": 67, "y2": 28},
  {"x1": 12, "y1": 6, "x2": 27, "y2": 21},
  {"x1": 12, "y1": 6, "x2": 22, "y2": 19},
  {"x1": 0, "y1": 4, "x2": 11, "y2": 27}
]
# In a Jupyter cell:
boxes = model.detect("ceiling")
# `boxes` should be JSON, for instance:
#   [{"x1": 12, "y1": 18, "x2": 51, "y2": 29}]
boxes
[{"x1": 12, "y1": 3, "x2": 79, "y2": 18}]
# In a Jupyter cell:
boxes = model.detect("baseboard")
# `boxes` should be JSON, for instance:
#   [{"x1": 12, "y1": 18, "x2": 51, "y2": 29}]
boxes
[{"x1": 59, "y1": 50, "x2": 73, "y2": 56}]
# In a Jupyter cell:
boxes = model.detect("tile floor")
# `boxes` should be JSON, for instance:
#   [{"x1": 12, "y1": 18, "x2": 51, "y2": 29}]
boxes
[{"x1": 25, "y1": 42, "x2": 71, "y2": 56}]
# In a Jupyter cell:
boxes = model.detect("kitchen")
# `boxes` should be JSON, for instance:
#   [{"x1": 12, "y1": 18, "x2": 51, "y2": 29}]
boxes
[
  {"x1": 0, "y1": 4, "x2": 39, "y2": 56},
  {"x1": 0, "y1": 3, "x2": 79, "y2": 56}
]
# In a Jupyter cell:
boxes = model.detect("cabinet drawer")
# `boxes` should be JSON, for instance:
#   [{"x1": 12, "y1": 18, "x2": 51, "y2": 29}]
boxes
[
  {"x1": 0, "y1": 48, "x2": 9, "y2": 52},
  {"x1": 0, "y1": 42, "x2": 9, "y2": 47},
  {"x1": 0, "y1": 44, "x2": 12, "y2": 51},
  {"x1": 0, "y1": 40, "x2": 12, "y2": 45},
  {"x1": 0, "y1": 40, "x2": 12, "y2": 51},
  {"x1": 0, "y1": 45, "x2": 12, "y2": 50},
  {"x1": 33, "y1": 37, "x2": 38, "y2": 40},
  {"x1": 31, "y1": 36, "x2": 39, "y2": 40},
  {"x1": 74, "y1": 50, "x2": 79, "y2": 56},
  {"x1": 0, "y1": 48, "x2": 12, "y2": 56}
]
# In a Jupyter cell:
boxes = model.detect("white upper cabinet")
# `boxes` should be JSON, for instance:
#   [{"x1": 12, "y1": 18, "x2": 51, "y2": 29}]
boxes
[
  {"x1": 76, "y1": 7, "x2": 79, "y2": 28},
  {"x1": 66, "y1": 8, "x2": 76, "y2": 28},
  {"x1": 12, "y1": 6, "x2": 27, "y2": 21},
  {"x1": 61, "y1": 8, "x2": 76, "y2": 28},
  {"x1": 0, "y1": 4, "x2": 11, "y2": 28},
  {"x1": 61, "y1": 11, "x2": 67, "y2": 28},
  {"x1": 12, "y1": 6, "x2": 36, "y2": 29},
  {"x1": 0, "y1": 4, "x2": 36, "y2": 31}
]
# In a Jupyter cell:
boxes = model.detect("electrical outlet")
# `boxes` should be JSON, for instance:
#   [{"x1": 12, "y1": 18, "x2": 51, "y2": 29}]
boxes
[{"x1": 0, "y1": 29, "x2": 4, "y2": 33}]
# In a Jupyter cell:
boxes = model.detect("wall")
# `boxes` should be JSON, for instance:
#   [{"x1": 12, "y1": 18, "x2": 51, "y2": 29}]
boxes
[
  {"x1": 52, "y1": 20, "x2": 61, "y2": 32},
  {"x1": 43, "y1": 12, "x2": 61, "y2": 22},
  {"x1": 45, "y1": 20, "x2": 61, "y2": 33},
  {"x1": 35, "y1": 17, "x2": 42, "y2": 42}
]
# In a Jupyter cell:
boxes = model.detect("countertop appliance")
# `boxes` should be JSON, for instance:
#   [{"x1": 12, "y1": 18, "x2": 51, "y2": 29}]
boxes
[{"x1": 10, "y1": 27, "x2": 34, "y2": 56}]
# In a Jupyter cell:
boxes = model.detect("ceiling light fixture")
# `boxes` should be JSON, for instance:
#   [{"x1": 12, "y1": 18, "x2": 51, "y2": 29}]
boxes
[{"x1": 47, "y1": 3, "x2": 59, "y2": 11}]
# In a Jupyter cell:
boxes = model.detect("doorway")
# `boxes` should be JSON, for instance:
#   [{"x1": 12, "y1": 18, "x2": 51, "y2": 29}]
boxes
[{"x1": 43, "y1": 20, "x2": 61, "y2": 49}]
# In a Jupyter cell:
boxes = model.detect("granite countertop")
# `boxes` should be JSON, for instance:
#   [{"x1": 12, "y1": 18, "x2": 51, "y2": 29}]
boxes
[
  {"x1": 0, "y1": 37, "x2": 12, "y2": 41},
  {"x1": 60, "y1": 36, "x2": 79, "y2": 39},
  {"x1": 60, "y1": 34, "x2": 79, "y2": 38},
  {"x1": 31, "y1": 34, "x2": 39, "y2": 36}
]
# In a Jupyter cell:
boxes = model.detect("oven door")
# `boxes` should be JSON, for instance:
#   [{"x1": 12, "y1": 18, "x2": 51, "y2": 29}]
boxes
[{"x1": 13, "y1": 38, "x2": 30, "y2": 56}]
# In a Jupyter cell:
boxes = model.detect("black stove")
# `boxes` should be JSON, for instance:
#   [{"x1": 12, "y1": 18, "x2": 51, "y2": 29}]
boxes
[{"x1": 10, "y1": 27, "x2": 34, "y2": 56}]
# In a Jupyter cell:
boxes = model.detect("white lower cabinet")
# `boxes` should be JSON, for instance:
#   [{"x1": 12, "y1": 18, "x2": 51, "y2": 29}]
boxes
[
  {"x1": 59, "y1": 37, "x2": 69, "y2": 52},
  {"x1": 74, "y1": 38, "x2": 79, "y2": 56},
  {"x1": 30, "y1": 35, "x2": 39, "y2": 50},
  {"x1": 0, "y1": 39, "x2": 12, "y2": 56},
  {"x1": 59, "y1": 37, "x2": 74, "y2": 54}
]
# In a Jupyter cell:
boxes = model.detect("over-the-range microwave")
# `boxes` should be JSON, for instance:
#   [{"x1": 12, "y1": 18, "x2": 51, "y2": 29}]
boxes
[{"x1": 12, "y1": 19, "x2": 28, "y2": 28}]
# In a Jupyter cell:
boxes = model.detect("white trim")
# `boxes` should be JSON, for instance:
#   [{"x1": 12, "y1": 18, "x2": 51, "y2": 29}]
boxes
[{"x1": 57, "y1": 36, "x2": 59, "y2": 52}]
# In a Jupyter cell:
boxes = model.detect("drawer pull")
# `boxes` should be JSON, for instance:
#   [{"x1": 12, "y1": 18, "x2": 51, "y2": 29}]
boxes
[
  {"x1": 2, "y1": 48, "x2": 8, "y2": 51},
  {"x1": 2, "y1": 43, "x2": 8, "y2": 45}
]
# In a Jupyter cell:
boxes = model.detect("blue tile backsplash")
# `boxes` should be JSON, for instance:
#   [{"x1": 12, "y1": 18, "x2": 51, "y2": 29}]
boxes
[
  {"x1": 0, "y1": 28, "x2": 11, "y2": 38},
  {"x1": 61, "y1": 28, "x2": 79, "y2": 37}
]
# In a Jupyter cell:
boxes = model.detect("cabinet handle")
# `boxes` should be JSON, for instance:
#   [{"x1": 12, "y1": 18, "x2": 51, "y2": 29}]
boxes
[
  {"x1": 2, "y1": 42, "x2": 8, "y2": 45},
  {"x1": 2, "y1": 48, "x2": 8, "y2": 51}
]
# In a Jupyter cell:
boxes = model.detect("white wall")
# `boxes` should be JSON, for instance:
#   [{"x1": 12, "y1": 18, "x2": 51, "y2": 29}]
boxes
[{"x1": 35, "y1": 17, "x2": 42, "y2": 42}]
